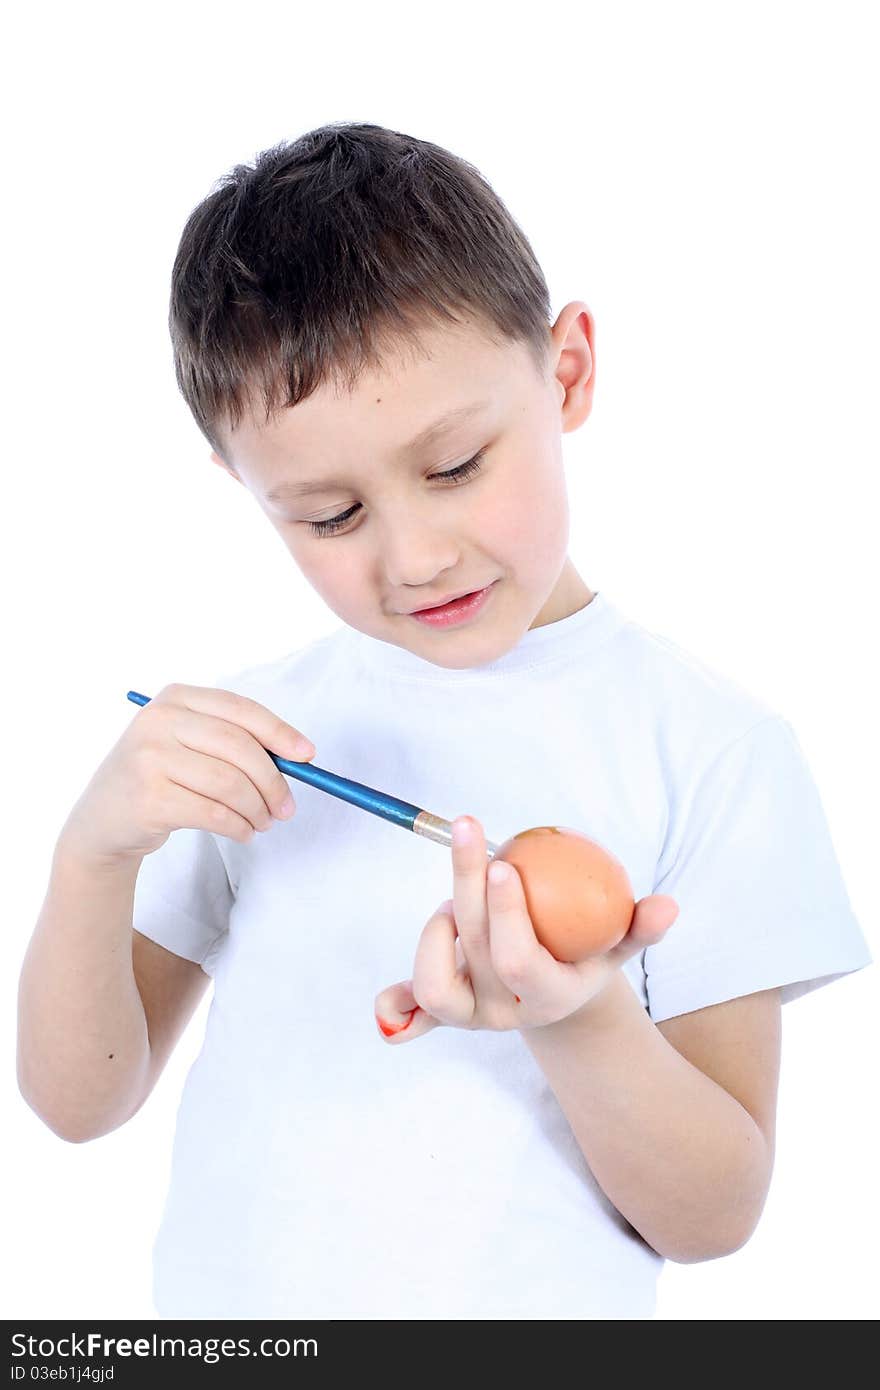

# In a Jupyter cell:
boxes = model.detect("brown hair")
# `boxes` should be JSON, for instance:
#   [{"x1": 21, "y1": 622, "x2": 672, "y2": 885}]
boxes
[{"x1": 168, "y1": 121, "x2": 554, "y2": 462}]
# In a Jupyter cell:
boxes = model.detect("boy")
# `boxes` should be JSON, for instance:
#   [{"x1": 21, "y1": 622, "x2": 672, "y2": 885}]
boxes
[{"x1": 17, "y1": 122, "x2": 872, "y2": 1320}]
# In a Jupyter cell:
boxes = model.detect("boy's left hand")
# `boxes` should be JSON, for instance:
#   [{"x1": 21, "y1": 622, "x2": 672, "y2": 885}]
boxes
[{"x1": 375, "y1": 816, "x2": 679, "y2": 1043}]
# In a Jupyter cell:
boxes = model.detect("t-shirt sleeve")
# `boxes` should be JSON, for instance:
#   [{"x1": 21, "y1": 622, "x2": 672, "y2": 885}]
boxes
[
  {"x1": 643, "y1": 715, "x2": 873, "y2": 1022},
  {"x1": 132, "y1": 826, "x2": 233, "y2": 977}
]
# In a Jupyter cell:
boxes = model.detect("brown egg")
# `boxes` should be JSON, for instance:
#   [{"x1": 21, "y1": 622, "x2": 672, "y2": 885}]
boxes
[{"x1": 494, "y1": 826, "x2": 635, "y2": 963}]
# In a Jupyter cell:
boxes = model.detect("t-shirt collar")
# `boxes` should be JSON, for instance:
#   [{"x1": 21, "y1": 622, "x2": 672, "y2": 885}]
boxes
[{"x1": 345, "y1": 589, "x2": 625, "y2": 683}]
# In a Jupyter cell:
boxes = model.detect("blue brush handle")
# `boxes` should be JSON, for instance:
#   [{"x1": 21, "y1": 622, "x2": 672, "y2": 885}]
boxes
[{"x1": 126, "y1": 691, "x2": 498, "y2": 856}]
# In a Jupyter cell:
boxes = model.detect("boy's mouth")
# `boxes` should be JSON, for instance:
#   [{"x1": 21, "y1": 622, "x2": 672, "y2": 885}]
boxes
[{"x1": 407, "y1": 582, "x2": 497, "y2": 628}]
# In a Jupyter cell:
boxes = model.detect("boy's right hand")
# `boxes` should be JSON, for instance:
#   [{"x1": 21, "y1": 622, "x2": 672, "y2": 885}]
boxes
[{"x1": 58, "y1": 684, "x2": 316, "y2": 870}]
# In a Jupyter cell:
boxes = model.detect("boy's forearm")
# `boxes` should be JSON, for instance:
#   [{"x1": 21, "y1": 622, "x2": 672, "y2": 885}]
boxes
[
  {"x1": 521, "y1": 972, "x2": 772, "y2": 1264},
  {"x1": 17, "y1": 840, "x2": 151, "y2": 1143}
]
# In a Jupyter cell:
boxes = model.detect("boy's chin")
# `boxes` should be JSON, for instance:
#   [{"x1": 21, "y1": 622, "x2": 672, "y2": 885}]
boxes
[{"x1": 398, "y1": 625, "x2": 521, "y2": 671}]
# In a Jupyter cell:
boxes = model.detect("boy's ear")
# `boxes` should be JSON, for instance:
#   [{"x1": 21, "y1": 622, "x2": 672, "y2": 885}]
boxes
[{"x1": 210, "y1": 450, "x2": 244, "y2": 485}]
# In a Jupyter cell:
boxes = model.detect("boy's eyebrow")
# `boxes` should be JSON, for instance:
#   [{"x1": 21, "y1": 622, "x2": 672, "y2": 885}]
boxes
[{"x1": 265, "y1": 400, "x2": 490, "y2": 501}]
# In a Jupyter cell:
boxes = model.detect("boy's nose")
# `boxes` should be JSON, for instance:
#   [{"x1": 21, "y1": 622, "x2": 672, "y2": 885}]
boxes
[{"x1": 379, "y1": 523, "x2": 461, "y2": 595}]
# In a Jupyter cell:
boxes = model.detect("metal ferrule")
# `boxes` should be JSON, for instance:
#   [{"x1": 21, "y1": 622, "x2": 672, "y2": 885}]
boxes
[{"x1": 413, "y1": 811, "x2": 499, "y2": 858}]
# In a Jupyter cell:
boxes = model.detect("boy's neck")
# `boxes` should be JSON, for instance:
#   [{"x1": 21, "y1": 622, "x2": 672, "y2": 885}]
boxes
[{"x1": 529, "y1": 560, "x2": 595, "y2": 629}]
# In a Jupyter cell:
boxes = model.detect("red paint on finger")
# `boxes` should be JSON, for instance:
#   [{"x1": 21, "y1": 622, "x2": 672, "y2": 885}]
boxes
[
  {"x1": 376, "y1": 1007, "x2": 418, "y2": 1037},
  {"x1": 514, "y1": 995, "x2": 521, "y2": 1003}
]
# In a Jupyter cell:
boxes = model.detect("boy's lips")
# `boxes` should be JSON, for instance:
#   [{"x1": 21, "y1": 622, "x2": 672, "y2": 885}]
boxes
[
  {"x1": 405, "y1": 584, "x2": 492, "y2": 614},
  {"x1": 405, "y1": 581, "x2": 498, "y2": 628}
]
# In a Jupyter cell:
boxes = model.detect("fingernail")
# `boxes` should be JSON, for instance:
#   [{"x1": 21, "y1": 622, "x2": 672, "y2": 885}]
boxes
[
  {"x1": 453, "y1": 817, "x2": 474, "y2": 846},
  {"x1": 488, "y1": 860, "x2": 510, "y2": 884},
  {"x1": 278, "y1": 794, "x2": 295, "y2": 818},
  {"x1": 292, "y1": 738, "x2": 315, "y2": 760},
  {"x1": 376, "y1": 1009, "x2": 416, "y2": 1037}
]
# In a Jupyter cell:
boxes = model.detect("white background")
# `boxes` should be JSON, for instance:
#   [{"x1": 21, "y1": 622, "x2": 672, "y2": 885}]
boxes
[{"x1": 3, "y1": 0, "x2": 877, "y2": 1322}]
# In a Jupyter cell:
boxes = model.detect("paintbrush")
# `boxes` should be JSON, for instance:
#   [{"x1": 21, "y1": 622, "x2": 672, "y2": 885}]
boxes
[{"x1": 126, "y1": 691, "x2": 498, "y2": 856}]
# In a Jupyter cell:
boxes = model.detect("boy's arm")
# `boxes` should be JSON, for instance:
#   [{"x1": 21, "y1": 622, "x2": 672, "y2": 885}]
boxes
[
  {"x1": 17, "y1": 841, "x2": 209, "y2": 1143},
  {"x1": 132, "y1": 930, "x2": 212, "y2": 1101},
  {"x1": 521, "y1": 976, "x2": 781, "y2": 1264}
]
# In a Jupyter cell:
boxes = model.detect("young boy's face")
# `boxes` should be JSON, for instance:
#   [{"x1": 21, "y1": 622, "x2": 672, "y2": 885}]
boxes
[{"x1": 213, "y1": 301, "x2": 595, "y2": 670}]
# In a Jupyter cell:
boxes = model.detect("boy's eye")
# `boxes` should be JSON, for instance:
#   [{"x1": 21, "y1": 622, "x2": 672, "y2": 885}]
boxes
[{"x1": 305, "y1": 448, "x2": 487, "y2": 538}]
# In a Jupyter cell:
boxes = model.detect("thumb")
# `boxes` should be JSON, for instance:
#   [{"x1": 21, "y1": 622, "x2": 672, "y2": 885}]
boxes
[{"x1": 604, "y1": 893, "x2": 680, "y2": 967}]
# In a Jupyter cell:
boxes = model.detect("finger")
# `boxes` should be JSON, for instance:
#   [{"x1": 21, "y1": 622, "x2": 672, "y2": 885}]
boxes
[
  {"x1": 164, "y1": 743, "x2": 281, "y2": 834},
  {"x1": 374, "y1": 980, "x2": 441, "y2": 1045},
  {"x1": 604, "y1": 894, "x2": 679, "y2": 967},
  {"x1": 412, "y1": 899, "x2": 475, "y2": 1027},
  {"x1": 487, "y1": 862, "x2": 628, "y2": 1017},
  {"x1": 485, "y1": 859, "x2": 566, "y2": 1003},
  {"x1": 161, "y1": 706, "x2": 305, "y2": 822},
  {"x1": 150, "y1": 684, "x2": 316, "y2": 815},
  {"x1": 155, "y1": 683, "x2": 316, "y2": 761},
  {"x1": 159, "y1": 764, "x2": 269, "y2": 843},
  {"x1": 451, "y1": 817, "x2": 498, "y2": 996}
]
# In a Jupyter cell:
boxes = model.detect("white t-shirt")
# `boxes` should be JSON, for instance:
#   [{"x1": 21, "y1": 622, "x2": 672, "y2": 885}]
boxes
[{"x1": 132, "y1": 591, "x2": 872, "y2": 1320}]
